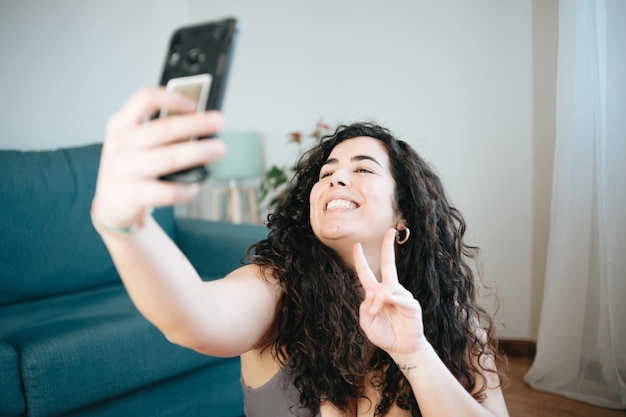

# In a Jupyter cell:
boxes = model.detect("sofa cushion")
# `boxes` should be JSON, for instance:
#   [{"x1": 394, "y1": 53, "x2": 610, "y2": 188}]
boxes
[
  {"x1": 0, "y1": 284, "x2": 221, "y2": 417},
  {"x1": 0, "y1": 144, "x2": 175, "y2": 306},
  {"x1": 61, "y1": 360, "x2": 244, "y2": 417},
  {"x1": 0, "y1": 340, "x2": 25, "y2": 417},
  {"x1": 176, "y1": 218, "x2": 268, "y2": 279}
]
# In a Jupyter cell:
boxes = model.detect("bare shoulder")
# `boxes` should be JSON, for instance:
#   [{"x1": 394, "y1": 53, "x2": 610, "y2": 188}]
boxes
[
  {"x1": 227, "y1": 262, "x2": 275, "y2": 280},
  {"x1": 223, "y1": 264, "x2": 283, "y2": 296},
  {"x1": 206, "y1": 263, "x2": 284, "y2": 315}
]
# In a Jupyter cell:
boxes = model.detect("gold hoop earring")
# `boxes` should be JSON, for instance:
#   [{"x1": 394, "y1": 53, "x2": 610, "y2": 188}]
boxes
[{"x1": 396, "y1": 227, "x2": 410, "y2": 245}]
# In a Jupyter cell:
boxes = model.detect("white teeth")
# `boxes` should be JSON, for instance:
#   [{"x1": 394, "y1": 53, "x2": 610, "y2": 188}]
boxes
[{"x1": 326, "y1": 199, "x2": 357, "y2": 210}]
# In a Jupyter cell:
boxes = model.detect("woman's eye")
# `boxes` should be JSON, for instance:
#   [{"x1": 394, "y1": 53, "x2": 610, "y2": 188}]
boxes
[
  {"x1": 320, "y1": 171, "x2": 333, "y2": 179},
  {"x1": 355, "y1": 167, "x2": 373, "y2": 174}
]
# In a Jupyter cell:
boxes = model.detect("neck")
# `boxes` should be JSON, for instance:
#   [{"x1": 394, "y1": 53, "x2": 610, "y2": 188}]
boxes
[{"x1": 337, "y1": 241, "x2": 382, "y2": 282}]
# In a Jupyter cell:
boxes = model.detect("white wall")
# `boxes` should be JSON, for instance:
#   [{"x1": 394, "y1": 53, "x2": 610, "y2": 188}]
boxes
[
  {"x1": 0, "y1": 0, "x2": 190, "y2": 149},
  {"x1": 0, "y1": 0, "x2": 543, "y2": 340}
]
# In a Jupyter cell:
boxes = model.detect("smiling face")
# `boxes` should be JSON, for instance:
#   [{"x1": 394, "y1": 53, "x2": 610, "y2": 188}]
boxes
[{"x1": 309, "y1": 136, "x2": 403, "y2": 259}]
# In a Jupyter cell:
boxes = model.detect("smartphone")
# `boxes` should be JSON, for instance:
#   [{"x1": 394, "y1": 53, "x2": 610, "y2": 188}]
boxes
[{"x1": 158, "y1": 18, "x2": 238, "y2": 183}]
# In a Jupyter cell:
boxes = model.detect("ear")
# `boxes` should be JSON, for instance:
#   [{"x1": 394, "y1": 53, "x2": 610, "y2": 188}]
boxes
[
  {"x1": 395, "y1": 218, "x2": 407, "y2": 230},
  {"x1": 394, "y1": 218, "x2": 411, "y2": 245}
]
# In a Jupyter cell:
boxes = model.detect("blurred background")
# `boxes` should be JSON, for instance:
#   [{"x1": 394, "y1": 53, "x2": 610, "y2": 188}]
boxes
[{"x1": 0, "y1": 0, "x2": 559, "y2": 342}]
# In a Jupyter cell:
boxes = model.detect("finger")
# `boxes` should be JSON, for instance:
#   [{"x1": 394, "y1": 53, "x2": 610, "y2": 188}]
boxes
[
  {"x1": 127, "y1": 138, "x2": 227, "y2": 179},
  {"x1": 360, "y1": 292, "x2": 375, "y2": 312},
  {"x1": 98, "y1": 134, "x2": 224, "y2": 179},
  {"x1": 92, "y1": 174, "x2": 203, "y2": 228},
  {"x1": 115, "y1": 111, "x2": 224, "y2": 150},
  {"x1": 381, "y1": 228, "x2": 399, "y2": 284},
  {"x1": 135, "y1": 180, "x2": 203, "y2": 207},
  {"x1": 366, "y1": 292, "x2": 386, "y2": 316},
  {"x1": 366, "y1": 287, "x2": 415, "y2": 316},
  {"x1": 107, "y1": 87, "x2": 198, "y2": 135},
  {"x1": 383, "y1": 291, "x2": 421, "y2": 314},
  {"x1": 353, "y1": 242, "x2": 379, "y2": 292}
]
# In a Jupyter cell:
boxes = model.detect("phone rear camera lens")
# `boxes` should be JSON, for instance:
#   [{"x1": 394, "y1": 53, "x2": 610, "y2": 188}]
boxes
[
  {"x1": 169, "y1": 52, "x2": 180, "y2": 66},
  {"x1": 185, "y1": 48, "x2": 205, "y2": 71}
]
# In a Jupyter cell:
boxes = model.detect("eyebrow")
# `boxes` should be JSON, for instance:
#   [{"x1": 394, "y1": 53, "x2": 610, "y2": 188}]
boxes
[{"x1": 323, "y1": 155, "x2": 382, "y2": 167}]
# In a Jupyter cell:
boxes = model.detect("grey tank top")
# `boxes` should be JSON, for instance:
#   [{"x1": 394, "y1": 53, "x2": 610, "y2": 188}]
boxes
[{"x1": 241, "y1": 366, "x2": 320, "y2": 417}]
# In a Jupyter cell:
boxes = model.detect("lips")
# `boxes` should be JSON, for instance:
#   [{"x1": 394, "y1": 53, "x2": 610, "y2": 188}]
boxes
[{"x1": 326, "y1": 198, "x2": 358, "y2": 210}]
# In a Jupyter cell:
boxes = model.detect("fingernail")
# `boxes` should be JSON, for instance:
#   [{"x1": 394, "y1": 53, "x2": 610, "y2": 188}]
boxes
[
  {"x1": 204, "y1": 111, "x2": 224, "y2": 125},
  {"x1": 201, "y1": 138, "x2": 226, "y2": 157}
]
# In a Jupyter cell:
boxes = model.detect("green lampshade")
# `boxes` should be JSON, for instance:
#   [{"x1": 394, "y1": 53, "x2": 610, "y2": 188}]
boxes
[{"x1": 211, "y1": 132, "x2": 264, "y2": 179}]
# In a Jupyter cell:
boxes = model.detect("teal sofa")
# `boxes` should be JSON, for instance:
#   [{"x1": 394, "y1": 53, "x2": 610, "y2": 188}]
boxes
[{"x1": 0, "y1": 144, "x2": 267, "y2": 417}]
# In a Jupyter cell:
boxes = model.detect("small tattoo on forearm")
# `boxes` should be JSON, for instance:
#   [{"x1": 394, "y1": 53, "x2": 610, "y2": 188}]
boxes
[{"x1": 397, "y1": 363, "x2": 417, "y2": 373}]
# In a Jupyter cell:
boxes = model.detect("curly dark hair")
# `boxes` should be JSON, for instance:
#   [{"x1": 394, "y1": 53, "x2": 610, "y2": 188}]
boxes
[{"x1": 249, "y1": 122, "x2": 504, "y2": 416}]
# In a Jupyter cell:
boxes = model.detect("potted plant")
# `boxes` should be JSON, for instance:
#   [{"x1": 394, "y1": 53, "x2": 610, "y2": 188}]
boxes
[{"x1": 258, "y1": 119, "x2": 331, "y2": 214}]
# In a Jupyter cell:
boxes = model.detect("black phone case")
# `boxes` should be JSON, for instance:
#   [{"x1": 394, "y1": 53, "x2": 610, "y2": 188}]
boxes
[{"x1": 158, "y1": 18, "x2": 238, "y2": 183}]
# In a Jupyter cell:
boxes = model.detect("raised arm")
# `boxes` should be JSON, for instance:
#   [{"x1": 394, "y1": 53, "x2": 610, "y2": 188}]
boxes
[{"x1": 91, "y1": 88, "x2": 281, "y2": 357}]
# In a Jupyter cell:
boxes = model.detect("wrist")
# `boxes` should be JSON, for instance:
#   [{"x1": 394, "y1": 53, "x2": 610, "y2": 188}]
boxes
[
  {"x1": 391, "y1": 340, "x2": 437, "y2": 376},
  {"x1": 90, "y1": 202, "x2": 152, "y2": 238}
]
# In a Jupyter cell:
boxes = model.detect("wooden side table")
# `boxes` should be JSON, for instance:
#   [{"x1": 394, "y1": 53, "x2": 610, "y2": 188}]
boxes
[{"x1": 211, "y1": 180, "x2": 258, "y2": 224}]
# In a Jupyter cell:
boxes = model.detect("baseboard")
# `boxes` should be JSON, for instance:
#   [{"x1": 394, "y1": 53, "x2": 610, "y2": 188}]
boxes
[{"x1": 498, "y1": 339, "x2": 536, "y2": 359}]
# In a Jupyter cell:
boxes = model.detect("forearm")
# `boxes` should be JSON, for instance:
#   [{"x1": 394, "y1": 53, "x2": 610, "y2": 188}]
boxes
[
  {"x1": 98, "y1": 215, "x2": 210, "y2": 342},
  {"x1": 395, "y1": 343, "x2": 504, "y2": 417}
]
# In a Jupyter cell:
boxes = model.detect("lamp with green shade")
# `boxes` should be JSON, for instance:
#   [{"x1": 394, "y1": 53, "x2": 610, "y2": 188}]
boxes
[{"x1": 210, "y1": 132, "x2": 264, "y2": 224}]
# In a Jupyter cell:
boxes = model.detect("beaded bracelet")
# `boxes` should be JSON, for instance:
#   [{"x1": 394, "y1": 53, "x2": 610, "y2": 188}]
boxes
[{"x1": 90, "y1": 203, "x2": 150, "y2": 238}]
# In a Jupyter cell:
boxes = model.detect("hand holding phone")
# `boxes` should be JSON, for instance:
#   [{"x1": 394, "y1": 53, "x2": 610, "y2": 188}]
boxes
[{"x1": 158, "y1": 18, "x2": 238, "y2": 183}]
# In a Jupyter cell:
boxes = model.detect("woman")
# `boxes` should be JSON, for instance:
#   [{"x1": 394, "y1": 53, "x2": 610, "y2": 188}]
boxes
[{"x1": 92, "y1": 88, "x2": 509, "y2": 417}]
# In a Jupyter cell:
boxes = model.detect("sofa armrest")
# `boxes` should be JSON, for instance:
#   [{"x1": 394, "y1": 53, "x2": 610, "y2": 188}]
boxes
[{"x1": 175, "y1": 218, "x2": 268, "y2": 280}]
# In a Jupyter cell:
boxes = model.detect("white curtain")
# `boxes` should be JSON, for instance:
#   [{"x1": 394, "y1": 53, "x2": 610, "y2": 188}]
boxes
[{"x1": 524, "y1": 0, "x2": 626, "y2": 409}]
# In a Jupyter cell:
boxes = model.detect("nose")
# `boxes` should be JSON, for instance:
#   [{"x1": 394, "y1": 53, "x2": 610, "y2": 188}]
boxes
[{"x1": 330, "y1": 170, "x2": 350, "y2": 187}]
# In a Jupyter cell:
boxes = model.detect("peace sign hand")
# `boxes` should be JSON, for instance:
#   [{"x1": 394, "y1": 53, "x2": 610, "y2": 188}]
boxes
[{"x1": 353, "y1": 228, "x2": 429, "y2": 357}]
